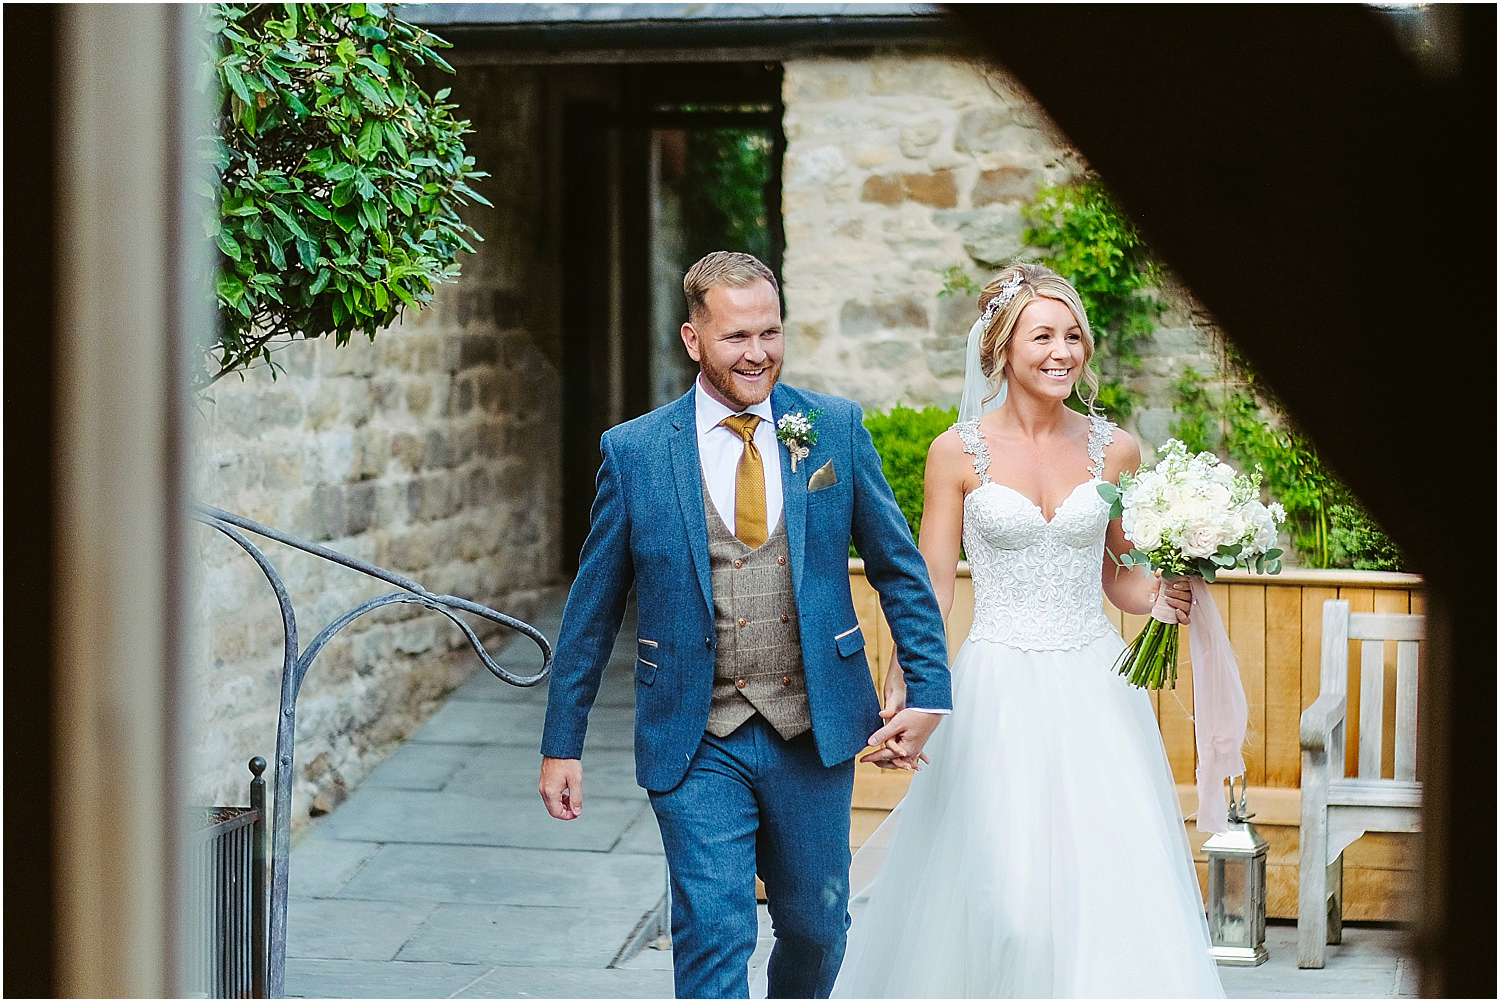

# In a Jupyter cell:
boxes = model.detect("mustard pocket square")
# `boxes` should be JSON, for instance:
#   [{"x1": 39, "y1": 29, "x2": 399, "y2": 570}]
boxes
[{"x1": 808, "y1": 460, "x2": 837, "y2": 491}]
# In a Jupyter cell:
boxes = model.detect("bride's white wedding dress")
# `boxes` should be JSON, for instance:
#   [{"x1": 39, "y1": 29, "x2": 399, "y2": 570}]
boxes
[{"x1": 832, "y1": 416, "x2": 1224, "y2": 998}]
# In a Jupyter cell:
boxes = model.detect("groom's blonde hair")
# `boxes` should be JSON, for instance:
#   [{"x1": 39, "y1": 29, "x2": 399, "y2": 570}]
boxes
[
  {"x1": 683, "y1": 251, "x2": 779, "y2": 324},
  {"x1": 978, "y1": 262, "x2": 1100, "y2": 411}
]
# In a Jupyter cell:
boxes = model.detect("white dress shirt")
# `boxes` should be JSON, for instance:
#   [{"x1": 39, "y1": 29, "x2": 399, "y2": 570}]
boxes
[
  {"x1": 694, "y1": 376, "x2": 783, "y2": 537},
  {"x1": 692, "y1": 376, "x2": 947, "y2": 720}
]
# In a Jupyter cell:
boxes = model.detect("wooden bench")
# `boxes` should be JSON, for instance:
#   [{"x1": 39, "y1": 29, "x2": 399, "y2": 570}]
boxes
[{"x1": 1297, "y1": 599, "x2": 1423, "y2": 968}]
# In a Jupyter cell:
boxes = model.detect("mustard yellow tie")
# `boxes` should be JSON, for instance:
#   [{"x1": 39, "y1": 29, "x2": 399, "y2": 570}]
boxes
[{"x1": 721, "y1": 414, "x2": 767, "y2": 548}]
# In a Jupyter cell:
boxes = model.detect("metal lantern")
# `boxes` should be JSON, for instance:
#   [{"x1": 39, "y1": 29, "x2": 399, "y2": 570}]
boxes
[{"x1": 1204, "y1": 778, "x2": 1269, "y2": 967}]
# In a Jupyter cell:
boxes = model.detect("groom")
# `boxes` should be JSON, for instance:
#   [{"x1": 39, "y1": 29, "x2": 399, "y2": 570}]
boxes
[{"x1": 539, "y1": 251, "x2": 951, "y2": 999}]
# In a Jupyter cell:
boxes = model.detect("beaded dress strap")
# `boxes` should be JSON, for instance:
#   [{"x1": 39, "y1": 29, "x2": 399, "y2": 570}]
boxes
[
  {"x1": 954, "y1": 420, "x2": 991, "y2": 485},
  {"x1": 1086, "y1": 414, "x2": 1115, "y2": 480}
]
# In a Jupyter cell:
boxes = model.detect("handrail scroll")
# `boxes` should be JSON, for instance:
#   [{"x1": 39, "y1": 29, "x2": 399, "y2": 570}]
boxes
[{"x1": 191, "y1": 501, "x2": 553, "y2": 997}]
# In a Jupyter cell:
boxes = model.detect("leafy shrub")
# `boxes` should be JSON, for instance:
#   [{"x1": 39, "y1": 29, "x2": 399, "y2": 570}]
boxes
[
  {"x1": 863, "y1": 404, "x2": 958, "y2": 542},
  {"x1": 1170, "y1": 368, "x2": 1404, "y2": 571},
  {"x1": 205, "y1": 3, "x2": 488, "y2": 386},
  {"x1": 1021, "y1": 180, "x2": 1165, "y2": 421}
]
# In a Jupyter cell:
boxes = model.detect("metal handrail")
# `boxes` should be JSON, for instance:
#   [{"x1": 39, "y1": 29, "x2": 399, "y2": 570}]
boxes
[{"x1": 191, "y1": 502, "x2": 552, "y2": 997}]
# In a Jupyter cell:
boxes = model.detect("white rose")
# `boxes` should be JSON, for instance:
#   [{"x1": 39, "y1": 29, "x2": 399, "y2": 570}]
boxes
[
  {"x1": 1129, "y1": 511, "x2": 1164, "y2": 552},
  {"x1": 1179, "y1": 506, "x2": 1226, "y2": 558},
  {"x1": 1204, "y1": 481, "x2": 1232, "y2": 508}
]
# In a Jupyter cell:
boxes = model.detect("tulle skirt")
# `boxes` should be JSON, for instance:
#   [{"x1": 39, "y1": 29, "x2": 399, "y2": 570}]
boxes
[{"x1": 831, "y1": 632, "x2": 1225, "y2": 998}]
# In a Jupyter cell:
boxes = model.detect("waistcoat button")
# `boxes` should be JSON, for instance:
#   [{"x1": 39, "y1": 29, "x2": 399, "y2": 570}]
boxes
[
  {"x1": 737, "y1": 617, "x2": 747, "y2": 628},
  {"x1": 780, "y1": 614, "x2": 789, "y2": 623},
  {"x1": 780, "y1": 676, "x2": 791, "y2": 686},
  {"x1": 777, "y1": 555, "x2": 787, "y2": 566},
  {"x1": 735, "y1": 678, "x2": 747, "y2": 689},
  {"x1": 733, "y1": 559, "x2": 744, "y2": 569}
]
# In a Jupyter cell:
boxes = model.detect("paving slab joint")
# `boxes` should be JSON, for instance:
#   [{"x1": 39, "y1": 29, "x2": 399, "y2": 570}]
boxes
[{"x1": 609, "y1": 890, "x2": 669, "y2": 969}]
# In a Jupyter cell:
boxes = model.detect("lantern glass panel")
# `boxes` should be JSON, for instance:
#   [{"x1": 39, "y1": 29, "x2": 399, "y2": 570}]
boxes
[{"x1": 1211, "y1": 857, "x2": 1250, "y2": 947}]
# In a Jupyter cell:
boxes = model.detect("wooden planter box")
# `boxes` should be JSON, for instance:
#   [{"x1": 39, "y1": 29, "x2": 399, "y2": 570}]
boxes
[{"x1": 848, "y1": 561, "x2": 1425, "y2": 922}]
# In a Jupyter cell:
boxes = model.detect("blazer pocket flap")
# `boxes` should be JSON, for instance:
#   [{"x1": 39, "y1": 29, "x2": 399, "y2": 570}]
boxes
[
  {"x1": 635, "y1": 656, "x2": 658, "y2": 685},
  {"x1": 834, "y1": 626, "x2": 865, "y2": 657},
  {"x1": 808, "y1": 460, "x2": 838, "y2": 491}
]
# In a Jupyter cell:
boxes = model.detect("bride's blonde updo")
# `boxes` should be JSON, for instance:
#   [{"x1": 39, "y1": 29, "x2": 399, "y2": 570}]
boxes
[{"x1": 977, "y1": 262, "x2": 1100, "y2": 411}]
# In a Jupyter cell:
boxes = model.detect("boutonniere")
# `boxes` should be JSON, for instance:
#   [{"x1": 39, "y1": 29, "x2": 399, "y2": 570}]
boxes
[{"x1": 776, "y1": 409, "x2": 822, "y2": 472}]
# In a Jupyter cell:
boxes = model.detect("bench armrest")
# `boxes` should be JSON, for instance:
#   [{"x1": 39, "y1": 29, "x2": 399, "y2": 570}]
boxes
[{"x1": 1300, "y1": 693, "x2": 1347, "y2": 753}]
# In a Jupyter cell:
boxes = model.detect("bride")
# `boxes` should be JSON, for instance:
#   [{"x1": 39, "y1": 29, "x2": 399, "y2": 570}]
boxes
[{"x1": 832, "y1": 263, "x2": 1225, "y2": 998}]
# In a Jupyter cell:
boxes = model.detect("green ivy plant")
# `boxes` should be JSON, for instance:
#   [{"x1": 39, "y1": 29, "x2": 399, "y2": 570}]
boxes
[
  {"x1": 204, "y1": 3, "x2": 488, "y2": 387},
  {"x1": 1170, "y1": 367, "x2": 1403, "y2": 571},
  {"x1": 1021, "y1": 180, "x2": 1164, "y2": 421}
]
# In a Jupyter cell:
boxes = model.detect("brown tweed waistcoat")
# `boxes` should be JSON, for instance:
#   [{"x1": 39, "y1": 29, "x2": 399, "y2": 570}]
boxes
[{"x1": 702, "y1": 482, "x2": 811, "y2": 740}]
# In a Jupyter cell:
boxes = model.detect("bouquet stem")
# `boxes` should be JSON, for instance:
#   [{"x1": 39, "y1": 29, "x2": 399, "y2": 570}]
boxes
[{"x1": 1115, "y1": 616, "x2": 1180, "y2": 689}]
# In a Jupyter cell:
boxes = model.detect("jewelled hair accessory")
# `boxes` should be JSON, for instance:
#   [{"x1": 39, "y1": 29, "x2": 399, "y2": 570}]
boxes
[{"x1": 980, "y1": 272, "x2": 1026, "y2": 325}]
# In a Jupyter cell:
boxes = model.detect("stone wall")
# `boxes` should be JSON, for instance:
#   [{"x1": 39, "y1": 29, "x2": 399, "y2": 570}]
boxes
[
  {"x1": 779, "y1": 54, "x2": 1220, "y2": 454},
  {"x1": 186, "y1": 65, "x2": 563, "y2": 824}
]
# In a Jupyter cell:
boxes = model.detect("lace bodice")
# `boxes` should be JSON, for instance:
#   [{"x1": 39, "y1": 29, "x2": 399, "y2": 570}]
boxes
[{"x1": 955, "y1": 415, "x2": 1117, "y2": 651}]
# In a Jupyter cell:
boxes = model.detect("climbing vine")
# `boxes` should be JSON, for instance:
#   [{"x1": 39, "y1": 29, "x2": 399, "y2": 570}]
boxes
[{"x1": 1020, "y1": 180, "x2": 1164, "y2": 420}]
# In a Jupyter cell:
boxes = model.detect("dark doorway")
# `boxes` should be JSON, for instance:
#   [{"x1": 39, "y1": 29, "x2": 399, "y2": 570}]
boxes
[{"x1": 559, "y1": 63, "x2": 784, "y2": 570}]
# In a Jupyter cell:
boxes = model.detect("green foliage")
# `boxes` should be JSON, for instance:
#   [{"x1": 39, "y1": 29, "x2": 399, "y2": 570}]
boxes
[
  {"x1": 681, "y1": 129, "x2": 773, "y2": 266},
  {"x1": 204, "y1": 3, "x2": 488, "y2": 386},
  {"x1": 1021, "y1": 180, "x2": 1165, "y2": 421},
  {"x1": 1169, "y1": 368, "x2": 1404, "y2": 571},
  {"x1": 936, "y1": 264, "x2": 980, "y2": 299},
  {"x1": 863, "y1": 404, "x2": 958, "y2": 542}
]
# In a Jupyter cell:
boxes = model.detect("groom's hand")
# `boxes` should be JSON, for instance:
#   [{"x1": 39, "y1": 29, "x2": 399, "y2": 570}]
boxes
[
  {"x1": 539, "y1": 756, "x2": 584, "y2": 820},
  {"x1": 861, "y1": 709, "x2": 941, "y2": 770}
]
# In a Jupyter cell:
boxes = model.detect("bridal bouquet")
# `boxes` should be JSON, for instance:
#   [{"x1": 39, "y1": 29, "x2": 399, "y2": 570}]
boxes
[{"x1": 1097, "y1": 439, "x2": 1286, "y2": 689}]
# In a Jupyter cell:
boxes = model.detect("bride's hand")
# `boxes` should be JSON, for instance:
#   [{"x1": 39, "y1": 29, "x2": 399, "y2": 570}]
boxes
[
  {"x1": 1152, "y1": 576, "x2": 1193, "y2": 624},
  {"x1": 882, "y1": 664, "x2": 908, "y2": 718}
]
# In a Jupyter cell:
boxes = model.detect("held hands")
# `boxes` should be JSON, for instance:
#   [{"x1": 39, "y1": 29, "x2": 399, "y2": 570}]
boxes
[
  {"x1": 860, "y1": 669, "x2": 938, "y2": 771},
  {"x1": 861, "y1": 707, "x2": 939, "y2": 771},
  {"x1": 1151, "y1": 576, "x2": 1193, "y2": 625},
  {"x1": 539, "y1": 756, "x2": 583, "y2": 820}
]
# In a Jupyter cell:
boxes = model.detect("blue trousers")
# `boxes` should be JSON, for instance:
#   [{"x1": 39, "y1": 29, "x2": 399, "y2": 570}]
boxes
[{"x1": 649, "y1": 715, "x2": 855, "y2": 999}]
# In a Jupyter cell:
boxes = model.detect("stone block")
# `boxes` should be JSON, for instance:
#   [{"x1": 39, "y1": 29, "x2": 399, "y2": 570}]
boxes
[
  {"x1": 954, "y1": 105, "x2": 1020, "y2": 154},
  {"x1": 868, "y1": 57, "x2": 973, "y2": 100},
  {"x1": 971, "y1": 166, "x2": 1040, "y2": 206},
  {"x1": 901, "y1": 169, "x2": 957, "y2": 209},
  {"x1": 262, "y1": 440, "x2": 304, "y2": 492},
  {"x1": 345, "y1": 481, "x2": 377, "y2": 536},
  {"x1": 788, "y1": 319, "x2": 827, "y2": 353},
  {"x1": 307, "y1": 483, "x2": 346, "y2": 542},
  {"x1": 832, "y1": 217, "x2": 864, "y2": 239},
  {"x1": 840, "y1": 300, "x2": 879, "y2": 336},
  {"x1": 456, "y1": 334, "x2": 498, "y2": 370},
  {"x1": 937, "y1": 287, "x2": 981, "y2": 336},
  {"x1": 899, "y1": 120, "x2": 943, "y2": 159},
  {"x1": 786, "y1": 65, "x2": 855, "y2": 103},
  {"x1": 305, "y1": 386, "x2": 342, "y2": 431},
  {"x1": 312, "y1": 431, "x2": 355, "y2": 484},
  {"x1": 404, "y1": 380, "x2": 433, "y2": 417},
  {"x1": 355, "y1": 428, "x2": 388, "y2": 481},
  {"x1": 860, "y1": 174, "x2": 904, "y2": 206},
  {"x1": 341, "y1": 381, "x2": 375, "y2": 428},
  {"x1": 451, "y1": 376, "x2": 474, "y2": 416},
  {"x1": 424, "y1": 430, "x2": 451, "y2": 471},
  {"x1": 933, "y1": 205, "x2": 1024, "y2": 266},
  {"x1": 862, "y1": 339, "x2": 918, "y2": 369},
  {"x1": 390, "y1": 432, "x2": 424, "y2": 472},
  {"x1": 785, "y1": 145, "x2": 847, "y2": 185}
]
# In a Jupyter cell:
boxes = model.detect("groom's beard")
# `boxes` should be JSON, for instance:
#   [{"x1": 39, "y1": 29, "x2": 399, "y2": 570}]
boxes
[{"x1": 698, "y1": 355, "x2": 782, "y2": 410}]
